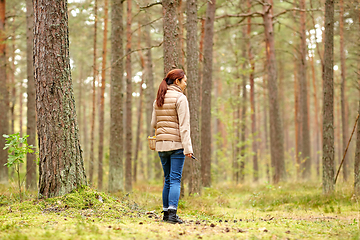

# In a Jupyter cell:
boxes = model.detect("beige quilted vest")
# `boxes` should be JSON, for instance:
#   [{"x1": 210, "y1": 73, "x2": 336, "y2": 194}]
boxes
[{"x1": 155, "y1": 85, "x2": 183, "y2": 142}]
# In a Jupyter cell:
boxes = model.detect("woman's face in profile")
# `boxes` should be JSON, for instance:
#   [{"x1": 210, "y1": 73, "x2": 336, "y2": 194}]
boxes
[{"x1": 176, "y1": 75, "x2": 187, "y2": 91}]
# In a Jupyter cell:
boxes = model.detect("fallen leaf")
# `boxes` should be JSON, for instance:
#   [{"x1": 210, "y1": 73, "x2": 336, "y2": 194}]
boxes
[{"x1": 210, "y1": 223, "x2": 216, "y2": 227}]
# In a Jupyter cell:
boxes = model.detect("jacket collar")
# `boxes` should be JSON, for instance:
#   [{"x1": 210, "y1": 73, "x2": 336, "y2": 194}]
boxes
[{"x1": 167, "y1": 84, "x2": 183, "y2": 93}]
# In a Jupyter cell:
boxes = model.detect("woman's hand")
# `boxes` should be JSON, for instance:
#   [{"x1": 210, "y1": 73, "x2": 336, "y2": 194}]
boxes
[{"x1": 185, "y1": 153, "x2": 193, "y2": 158}]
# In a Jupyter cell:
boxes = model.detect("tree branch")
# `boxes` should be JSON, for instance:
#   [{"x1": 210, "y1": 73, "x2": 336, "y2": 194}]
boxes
[
  {"x1": 273, "y1": 8, "x2": 323, "y2": 19},
  {"x1": 215, "y1": 11, "x2": 263, "y2": 20},
  {"x1": 140, "y1": 1, "x2": 162, "y2": 9},
  {"x1": 131, "y1": 17, "x2": 162, "y2": 35}
]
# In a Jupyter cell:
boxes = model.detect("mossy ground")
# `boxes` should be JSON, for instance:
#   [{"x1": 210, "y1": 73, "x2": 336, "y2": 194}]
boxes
[{"x1": 1, "y1": 182, "x2": 360, "y2": 239}]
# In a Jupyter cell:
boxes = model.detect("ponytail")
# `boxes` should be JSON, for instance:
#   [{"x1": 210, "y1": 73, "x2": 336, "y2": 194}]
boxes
[
  {"x1": 156, "y1": 69, "x2": 186, "y2": 107},
  {"x1": 156, "y1": 78, "x2": 168, "y2": 107}
]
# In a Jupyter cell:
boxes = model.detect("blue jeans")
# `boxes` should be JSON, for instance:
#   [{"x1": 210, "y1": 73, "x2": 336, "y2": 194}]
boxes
[{"x1": 158, "y1": 149, "x2": 185, "y2": 209}]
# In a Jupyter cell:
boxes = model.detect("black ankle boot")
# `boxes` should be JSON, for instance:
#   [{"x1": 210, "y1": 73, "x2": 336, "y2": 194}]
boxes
[
  {"x1": 168, "y1": 209, "x2": 183, "y2": 224},
  {"x1": 162, "y1": 210, "x2": 169, "y2": 221}
]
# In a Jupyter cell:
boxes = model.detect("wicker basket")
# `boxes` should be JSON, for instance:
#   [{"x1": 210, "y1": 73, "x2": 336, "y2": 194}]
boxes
[{"x1": 147, "y1": 136, "x2": 156, "y2": 151}]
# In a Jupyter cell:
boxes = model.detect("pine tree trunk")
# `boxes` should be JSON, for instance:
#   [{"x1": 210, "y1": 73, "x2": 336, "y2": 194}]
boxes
[
  {"x1": 10, "y1": 34, "x2": 15, "y2": 135},
  {"x1": 89, "y1": 0, "x2": 98, "y2": 186},
  {"x1": 240, "y1": 35, "x2": 247, "y2": 182},
  {"x1": 354, "y1": 9, "x2": 360, "y2": 195},
  {"x1": 0, "y1": 0, "x2": 8, "y2": 184},
  {"x1": 26, "y1": 0, "x2": 36, "y2": 190},
  {"x1": 34, "y1": 0, "x2": 87, "y2": 198},
  {"x1": 163, "y1": 0, "x2": 179, "y2": 74},
  {"x1": 339, "y1": 0, "x2": 348, "y2": 182},
  {"x1": 177, "y1": 0, "x2": 184, "y2": 68},
  {"x1": 125, "y1": 0, "x2": 132, "y2": 192},
  {"x1": 144, "y1": 24, "x2": 155, "y2": 181},
  {"x1": 322, "y1": 0, "x2": 335, "y2": 194},
  {"x1": 310, "y1": 55, "x2": 320, "y2": 177},
  {"x1": 97, "y1": 0, "x2": 108, "y2": 191},
  {"x1": 186, "y1": 0, "x2": 201, "y2": 195},
  {"x1": 109, "y1": 0, "x2": 124, "y2": 192},
  {"x1": 247, "y1": 2, "x2": 258, "y2": 182},
  {"x1": 134, "y1": 28, "x2": 145, "y2": 183},
  {"x1": 263, "y1": 2, "x2": 285, "y2": 184},
  {"x1": 200, "y1": 0, "x2": 215, "y2": 188},
  {"x1": 299, "y1": 0, "x2": 311, "y2": 179}
]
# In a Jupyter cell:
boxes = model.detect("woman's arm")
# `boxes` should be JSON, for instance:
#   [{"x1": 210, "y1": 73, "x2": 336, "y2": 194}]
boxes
[
  {"x1": 151, "y1": 100, "x2": 157, "y2": 129},
  {"x1": 177, "y1": 95, "x2": 193, "y2": 155}
]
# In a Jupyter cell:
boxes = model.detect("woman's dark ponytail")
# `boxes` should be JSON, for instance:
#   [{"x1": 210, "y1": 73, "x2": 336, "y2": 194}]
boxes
[
  {"x1": 156, "y1": 78, "x2": 168, "y2": 107},
  {"x1": 156, "y1": 69, "x2": 185, "y2": 107}
]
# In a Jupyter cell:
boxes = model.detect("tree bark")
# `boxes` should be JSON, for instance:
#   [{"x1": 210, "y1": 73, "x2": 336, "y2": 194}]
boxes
[
  {"x1": 247, "y1": 1, "x2": 258, "y2": 182},
  {"x1": 186, "y1": 0, "x2": 201, "y2": 195},
  {"x1": 34, "y1": 0, "x2": 87, "y2": 198},
  {"x1": 26, "y1": 0, "x2": 36, "y2": 190},
  {"x1": 200, "y1": 0, "x2": 215, "y2": 188},
  {"x1": 240, "y1": 32, "x2": 247, "y2": 182},
  {"x1": 177, "y1": 0, "x2": 184, "y2": 68},
  {"x1": 322, "y1": 0, "x2": 335, "y2": 194},
  {"x1": 354, "y1": 8, "x2": 360, "y2": 196},
  {"x1": 97, "y1": 0, "x2": 108, "y2": 191},
  {"x1": 263, "y1": 1, "x2": 285, "y2": 184},
  {"x1": 299, "y1": 0, "x2": 311, "y2": 179},
  {"x1": 163, "y1": 0, "x2": 179, "y2": 74},
  {"x1": 339, "y1": 0, "x2": 348, "y2": 182},
  {"x1": 0, "y1": 0, "x2": 8, "y2": 184},
  {"x1": 89, "y1": 0, "x2": 98, "y2": 186},
  {"x1": 125, "y1": 0, "x2": 132, "y2": 192},
  {"x1": 109, "y1": 0, "x2": 124, "y2": 192},
  {"x1": 144, "y1": 23, "x2": 155, "y2": 181}
]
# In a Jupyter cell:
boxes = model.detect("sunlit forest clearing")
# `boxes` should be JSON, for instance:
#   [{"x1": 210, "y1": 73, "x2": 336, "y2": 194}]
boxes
[
  {"x1": 2, "y1": 182, "x2": 360, "y2": 239},
  {"x1": 0, "y1": 0, "x2": 360, "y2": 238}
]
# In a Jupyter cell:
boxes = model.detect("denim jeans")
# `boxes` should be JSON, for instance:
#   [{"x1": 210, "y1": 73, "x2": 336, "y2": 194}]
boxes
[{"x1": 158, "y1": 149, "x2": 185, "y2": 209}]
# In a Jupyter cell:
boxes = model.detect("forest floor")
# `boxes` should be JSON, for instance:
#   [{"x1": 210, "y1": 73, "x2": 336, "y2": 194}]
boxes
[{"x1": 1, "y1": 181, "x2": 360, "y2": 239}]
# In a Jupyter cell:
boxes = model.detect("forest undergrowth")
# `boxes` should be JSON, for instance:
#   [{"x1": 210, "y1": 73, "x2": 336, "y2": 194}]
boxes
[{"x1": 0, "y1": 181, "x2": 360, "y2": 239}]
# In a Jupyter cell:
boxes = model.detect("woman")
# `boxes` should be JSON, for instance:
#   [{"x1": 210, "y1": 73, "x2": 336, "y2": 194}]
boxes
[{"x1": 151, "y1": 69, "x2": 193, "y2": 224}]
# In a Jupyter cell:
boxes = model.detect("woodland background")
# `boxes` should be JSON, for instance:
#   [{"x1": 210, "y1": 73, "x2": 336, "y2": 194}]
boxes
[{"x1": 0, "y1": 0, "x2": 359, "y2": 196}]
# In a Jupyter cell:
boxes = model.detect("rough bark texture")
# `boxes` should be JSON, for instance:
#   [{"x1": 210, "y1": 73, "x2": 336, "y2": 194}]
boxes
[
  {"x1": 240, "y1": 37, "x2": 247, "y2": 182},
  {"x1": 163, "y1": 0, "x2": 179, "y2": 74},
  {"x1": 26, "y1": 0, "x2": 37, "y2": 190},
  {"x1": 97, "y1": 0, "x2": 108, "y2": 191},
  {"x1": 0, "y1": 0, "x2": 8, "y2": 184},
  {"x1": 144, "y1": 24, "x2": 155, "y2": 181},
  {"x1": 310, "y1": 55, "x2": 320, "y2": 177},
  {"x1": 322, "y1": 0, "x2": 335, "y2": 194},
  {"x1": 355, "y1": 9, "x2": 360, "y2": 195},
  {"x1": 200, "y1": 0, "x2": 215, "y2": 188},
  {"x1": 263, "y1": 2, "x2": 285, "y2": 184},
  {"x1": 109, "y1": 0, "x2": 124, "y2": 192},
  {"x1": 248, "y1": 2, "x2": 258, "y2": 182},
  {"x1": 186, "y1": 0, "x2": 201, "y2": 195},
  {"x1": 34, "y1": 0, "x2": 87, "y2": 198},
  {"x1": 89, "y1": 0, "x2": 98, "y2": 186},
  {"x1": 339, "y1": 0, "x2": 348, "y2": 182},
  {"x1": 299, "y1": 0, "x2": 311, "y2": 179},
  {"x1": 125, "y1": 0, "x2": 132, "y2": 192}
]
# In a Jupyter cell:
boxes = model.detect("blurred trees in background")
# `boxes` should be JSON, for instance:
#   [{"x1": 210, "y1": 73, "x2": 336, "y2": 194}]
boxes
[{"x1": 0, "y1": 0, "x2": 359, "y2": 195}]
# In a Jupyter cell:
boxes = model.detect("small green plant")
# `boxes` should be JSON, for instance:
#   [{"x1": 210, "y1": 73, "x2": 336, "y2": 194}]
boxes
[{"x1": 3, "y1": 133, "x2": 36, "y2": 202}]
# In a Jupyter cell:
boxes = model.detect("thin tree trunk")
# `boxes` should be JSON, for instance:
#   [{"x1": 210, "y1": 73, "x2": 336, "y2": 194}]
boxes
[
  {"x1": 263, "y1": 1, "x2": 285, "y2": 184},
  {"x1": 322, "y1": 0, "x2": 335, "y2": 194},
  {"x1": 34, "y1": 0, "x2": 87, "y2": 198},
  {"x1": 10, "y1": 34, "x2": 15, "y2": 135},
  {"x1": 310, "y1": 55, "x2": 320, "y2": 177},
  {"x1": 0, "y1": 0, "x2": 8, "y2": 184},
  {"x1": 125, "y1": 0, "x2": 132, "y2": 192},
  {"x1": 163, "y1": 0, "x2": 179, "y2": 74},
  {"x1": 144, "y1": 23, "x2": 155, "y2": 181},
  {"x1": 89, "y1": 0, "x2": 98, "y2": 186},
  {"x1": 240, "y1": 30, "x2": 247, "y2": 182},
  {"x1": 247, "y1": 1, "x2": 258, "y2": 182},
  {"x1": 186, "y1": 0, "x2": 201, "y2": 195},
  {"x1": 299, "y1": 0, "x2": 311, "y2": 179},
  {"x1": 26, "y1": 0, "x2": 36, "y2": 190},
  {"x1": 177, "y1": 0, "x2": 184, "y2": 68},
  {"x1": 200, "y1": 0, "x2": 215, "y2": 188},
  {"x1": 339, "y1": 0, "x2": 348, "y2": 182},
  {"x1": 109, "y1": 0, "x2": 124, "y2": 192},
  {"x1": 133, "y1": 26, "x2": 145, "y2": 183},
  {"x1": 97, "y1": 0, "x2": 108, "y2": 191},
  {"x1": 198, "y1": 18, "x2": 205, "y2": 107},
  {"x1": 354, "y1": 11, "x2": 360, "y2": 192}
]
